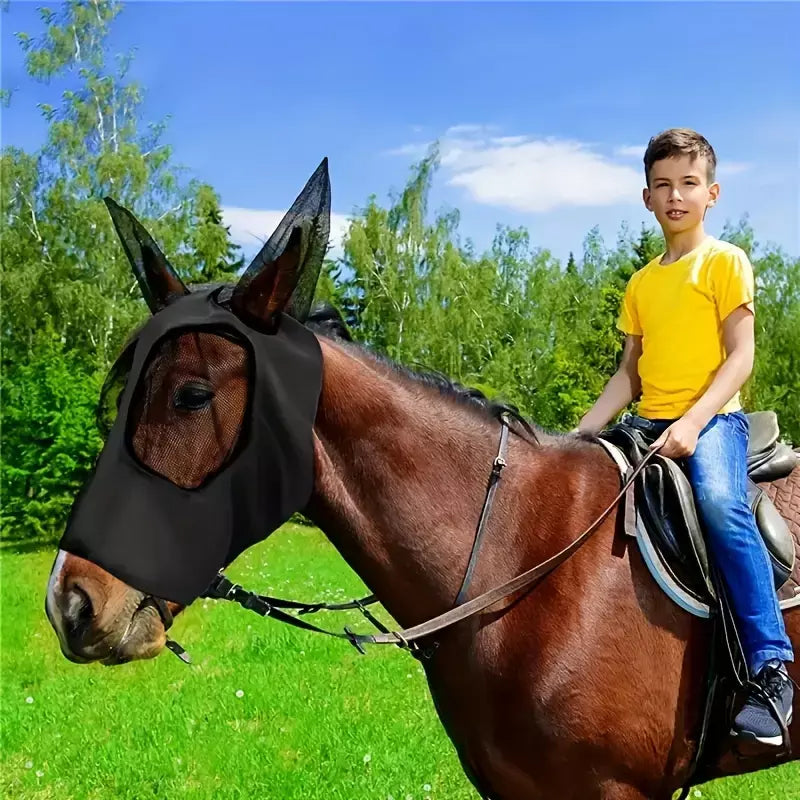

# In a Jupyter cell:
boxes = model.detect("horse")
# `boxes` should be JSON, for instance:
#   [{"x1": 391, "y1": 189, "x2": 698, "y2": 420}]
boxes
[{"x1": 46, "y1": 165, "x2": 800, "y2": 799}]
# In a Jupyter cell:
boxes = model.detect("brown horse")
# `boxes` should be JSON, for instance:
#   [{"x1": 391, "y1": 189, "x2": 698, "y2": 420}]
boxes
[{"x1": 46, "y1": 193, "x2": 800, "y2": 800}]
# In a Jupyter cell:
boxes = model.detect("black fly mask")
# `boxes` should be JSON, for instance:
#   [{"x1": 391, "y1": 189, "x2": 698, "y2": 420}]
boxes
[{"x1": 60, "y1": 160, "x2": 331, "y2": 606}]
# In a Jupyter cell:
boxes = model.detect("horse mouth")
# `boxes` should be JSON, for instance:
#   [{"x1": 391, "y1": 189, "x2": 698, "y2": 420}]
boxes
[{"x1": 100, "y1": 599, "x2": 167, "y2": 666}]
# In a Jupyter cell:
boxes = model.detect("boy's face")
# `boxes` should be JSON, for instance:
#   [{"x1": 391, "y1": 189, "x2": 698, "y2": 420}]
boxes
[{"x1": 643, "y1": 155, "x2": 720, "y2": 234}]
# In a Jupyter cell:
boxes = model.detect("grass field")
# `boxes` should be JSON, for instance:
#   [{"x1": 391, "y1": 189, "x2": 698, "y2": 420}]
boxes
[{"x1": 2, "y1": 523, "x2": 798, "y2": 799}]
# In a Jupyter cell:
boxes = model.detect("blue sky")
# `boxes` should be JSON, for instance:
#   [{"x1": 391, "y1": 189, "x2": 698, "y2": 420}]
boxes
[{"x1": 2, "y1": 1, "x2": 798, "y2": 264}]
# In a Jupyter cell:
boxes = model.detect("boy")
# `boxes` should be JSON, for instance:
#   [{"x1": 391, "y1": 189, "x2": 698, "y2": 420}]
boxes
[{"x1": 578, "y1": 128, "x2": 794, "y2": 745}]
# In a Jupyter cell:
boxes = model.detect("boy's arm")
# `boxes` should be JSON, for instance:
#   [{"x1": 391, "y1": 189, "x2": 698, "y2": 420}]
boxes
[
  {"x1": 649, "y1": 306, "x2": 755, "y2": 457},
  {"x1": 578, "y1": 335, "x2": 642, "y2": 434}
]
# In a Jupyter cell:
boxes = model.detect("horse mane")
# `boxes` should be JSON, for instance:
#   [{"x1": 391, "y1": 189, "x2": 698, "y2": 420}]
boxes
[{"x1": 305, "y1": 302, "x2": 547, "y2": 445}]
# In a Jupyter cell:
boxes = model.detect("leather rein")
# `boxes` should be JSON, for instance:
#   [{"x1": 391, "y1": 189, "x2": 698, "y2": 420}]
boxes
[{"x1": 164, "y1": 416, "x2": 660, "y2": 664}]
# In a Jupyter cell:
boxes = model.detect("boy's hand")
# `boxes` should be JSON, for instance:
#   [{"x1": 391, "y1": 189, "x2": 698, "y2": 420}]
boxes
[{"x1": 649, "y1": 417, "x2": 703, "y2": 458}]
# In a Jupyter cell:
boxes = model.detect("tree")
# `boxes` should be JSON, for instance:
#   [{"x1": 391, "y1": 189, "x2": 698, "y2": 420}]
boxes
[
  {"x1": 1, "y1": 332, "x2": 104, "y2": 540},
  {"x1": 2, "y1": 1, "x2": 242, "y2": 368},
  {"x1": 749, "y1": 247, "x2": 800, "y2": 444},
  {"x1": 1, "y1": 0, "x2": 243, "y2": 541},
  {"x1": 631, "y1": 224, "x2": 664, "y2": 272}
]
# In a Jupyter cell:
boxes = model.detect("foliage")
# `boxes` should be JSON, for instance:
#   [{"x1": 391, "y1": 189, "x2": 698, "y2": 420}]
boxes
[
  {"x1": 1, "y1": 332, "x2": 103, "y2": 539},
  {"x1": 1, "y1": 1, "x2": 245, "y2": 542},
  {"x1": 340, "y1": 153, "x2": 646, "y2": 430}
]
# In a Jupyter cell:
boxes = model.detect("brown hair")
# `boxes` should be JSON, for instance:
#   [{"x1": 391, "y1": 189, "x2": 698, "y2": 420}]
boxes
[{"x1": 643, "y1": 128, "x2": 717, "y2": 185}]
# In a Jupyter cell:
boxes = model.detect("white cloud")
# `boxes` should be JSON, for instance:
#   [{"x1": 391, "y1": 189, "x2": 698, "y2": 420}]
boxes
[
  {"x1": 490, "y1": 135, "x2": 528, "y2": 147},
  {"x1": 222, "y1": 206, "x2": 351, "y2": 261},
  {"x1": 615, "y1": 144, "x2": 646, "y2": 159},
  {"x1": 434, "y1": 127, "x2": 643, "y2": 213},
  {"x1": 718, "y1": 161, "x2": 751, "y2": 176},
  {"x1": 384, "y1": 142, "x2": 432, "y2": 158},
  {"x1": 444, "y1": 123, "x2": 496, "y2": 137}
]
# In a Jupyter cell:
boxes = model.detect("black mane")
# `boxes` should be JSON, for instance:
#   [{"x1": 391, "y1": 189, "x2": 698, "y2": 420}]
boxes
[{"x1": 305, "y1": 302, "x2": 542, "y2": 443}]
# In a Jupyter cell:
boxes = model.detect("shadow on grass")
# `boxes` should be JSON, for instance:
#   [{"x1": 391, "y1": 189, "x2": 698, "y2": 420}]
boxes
[{"x1": 0, "y1": 538, "x2": 59, "y2": 555}]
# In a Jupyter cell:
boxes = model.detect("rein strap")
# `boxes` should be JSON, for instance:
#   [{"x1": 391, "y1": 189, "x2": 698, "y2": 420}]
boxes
[
  {"x1": 200, "y1": 435, "x2": 662, "y2": 656},
  {"x1": 454, "y1": 415, "x2": 510, "y2": 606}
]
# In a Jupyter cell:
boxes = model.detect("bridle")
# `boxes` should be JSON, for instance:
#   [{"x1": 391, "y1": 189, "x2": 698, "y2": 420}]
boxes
[
  {"x1": 141, "y1": 596, "x2": 174, "y2": 630},
  {"x1": 135, "y1": 596, "x2": 187, "y2": 662},
  {"x1": 162, "y1": 416, "x2": 660, "y2": 664}
]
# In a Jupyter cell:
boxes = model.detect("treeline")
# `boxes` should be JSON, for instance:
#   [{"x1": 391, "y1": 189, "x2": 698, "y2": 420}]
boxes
[{"x1": 2, "y1": 2, "x2": 798, "y2": 541}]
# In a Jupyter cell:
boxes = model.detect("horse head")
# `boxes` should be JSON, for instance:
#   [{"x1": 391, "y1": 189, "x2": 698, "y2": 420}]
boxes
[{"x1": 46, "y1": 160, "x2": 331, "y2": 664}]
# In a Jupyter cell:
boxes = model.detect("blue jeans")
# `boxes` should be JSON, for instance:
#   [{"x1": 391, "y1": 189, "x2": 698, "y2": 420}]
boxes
[{"x1": 629, "y1": 410, "x2": 793, "y2": 674}]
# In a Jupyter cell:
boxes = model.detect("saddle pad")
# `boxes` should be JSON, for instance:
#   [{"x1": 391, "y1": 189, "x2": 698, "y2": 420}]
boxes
[
  {"x1": 767, "y1": 472, "x2": 800, "y2": 605},
  {"x1": 597, "y1": 440, "x2": 800, "y2": 617}
]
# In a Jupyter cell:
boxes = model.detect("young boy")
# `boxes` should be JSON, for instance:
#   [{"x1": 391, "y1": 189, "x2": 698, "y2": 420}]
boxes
[{"x1": 578, "y1": 128, "x2": 794, "y2": 745}]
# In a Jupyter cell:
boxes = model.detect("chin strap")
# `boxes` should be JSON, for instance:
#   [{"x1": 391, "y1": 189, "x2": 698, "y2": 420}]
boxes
[{"x1": 139, "y1": 595, "x2": 192, "y2": 664}]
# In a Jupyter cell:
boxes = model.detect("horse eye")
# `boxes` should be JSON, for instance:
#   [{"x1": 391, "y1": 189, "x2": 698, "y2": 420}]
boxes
[{"x1": 173, "y1": 382, "x2": 214, "y2": 412}]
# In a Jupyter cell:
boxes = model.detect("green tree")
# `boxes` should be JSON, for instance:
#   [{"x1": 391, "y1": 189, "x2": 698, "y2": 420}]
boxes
[
  {"x1": 631, "y1": 224, "x2": 664, "y2": 272},
  {"x1": 1, "y1": 0, "x2": 242, "y2": 541},
  {"x1": 1, "y1": 333, "x2": 104, "y2": 540},
  {"x1": 749, "y1": 246, "x2": 800, "y2": 443},
  {"x1": 2, "y1": 1, "x2": 242, "y2": 368}
]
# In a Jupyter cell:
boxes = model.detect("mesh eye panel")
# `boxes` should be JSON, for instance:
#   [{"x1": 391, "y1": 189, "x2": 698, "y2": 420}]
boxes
[{"x1": 126, "y1": 330, "x2": 251, "y2": 489}]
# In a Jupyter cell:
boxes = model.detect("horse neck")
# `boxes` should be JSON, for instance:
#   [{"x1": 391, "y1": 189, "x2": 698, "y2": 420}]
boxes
[{"x1": 305, "y1": 337, "x2": 511, "y2": 628}]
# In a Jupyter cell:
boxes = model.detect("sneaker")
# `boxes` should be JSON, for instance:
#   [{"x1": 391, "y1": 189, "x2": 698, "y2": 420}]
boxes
[{"x1": 732, "y1": 661, "x2": 794, "y2": 746}]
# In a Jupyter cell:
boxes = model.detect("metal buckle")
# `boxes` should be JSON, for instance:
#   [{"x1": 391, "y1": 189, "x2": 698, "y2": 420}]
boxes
[
  {"x1": 344, "y1": 626, "x2": 366, "y2": 655},
  {"x1": 165, "y1": 638, "x2": 192, "y2": 665},
  {"x1": 242, "y1": 594, "x2": 272, "y2": 616},
  {"x1": 203, "y1": 572, "x2": 233, "y2": 599}
]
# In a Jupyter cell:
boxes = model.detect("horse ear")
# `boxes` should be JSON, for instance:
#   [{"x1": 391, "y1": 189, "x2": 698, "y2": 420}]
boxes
[
  {"x1": 230, "y1": 158, "x2": 330, "y2": 331},
  {"x1": 104, "y1": 197, "x2": 188, "y2": 314}
]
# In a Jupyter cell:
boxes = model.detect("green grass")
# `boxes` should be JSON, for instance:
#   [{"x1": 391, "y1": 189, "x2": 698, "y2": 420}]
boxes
[{"x1": 2, "y1": 523, "x2": 798, "y2": 799}]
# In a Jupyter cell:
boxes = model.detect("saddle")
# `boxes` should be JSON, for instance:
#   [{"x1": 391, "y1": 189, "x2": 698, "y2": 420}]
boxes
[{"x1": 598, "y1": 411, "x2": 799, "y2": 610}]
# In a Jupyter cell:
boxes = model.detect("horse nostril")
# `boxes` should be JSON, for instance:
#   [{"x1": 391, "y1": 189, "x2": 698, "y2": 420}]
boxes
[{"x1": 63, "y1": 584, "x2": 94, "y2": 635}]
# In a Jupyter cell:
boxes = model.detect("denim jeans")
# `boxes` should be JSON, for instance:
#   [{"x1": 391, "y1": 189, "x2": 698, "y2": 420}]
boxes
[{"x1": 626, "y1": 410, "x2": 794, "y2": 674}]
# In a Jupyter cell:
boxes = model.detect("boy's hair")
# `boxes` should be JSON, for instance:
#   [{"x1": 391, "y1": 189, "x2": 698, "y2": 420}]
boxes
[{"x1": 643, "y1": 128, "x2": 717, "y2": 185}]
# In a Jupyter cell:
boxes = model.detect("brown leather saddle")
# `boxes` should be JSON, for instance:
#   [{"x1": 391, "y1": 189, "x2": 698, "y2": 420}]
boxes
[{"x1": 598, "y1": 411, "x2": 799, "y2": 608}]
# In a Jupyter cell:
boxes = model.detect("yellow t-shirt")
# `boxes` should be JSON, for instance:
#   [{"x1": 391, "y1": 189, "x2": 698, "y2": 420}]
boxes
[{"x1": 616, "y1": 237, "x2": 755, "y2": 419}]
